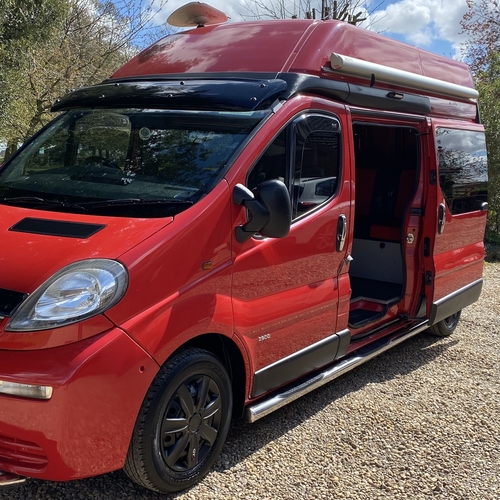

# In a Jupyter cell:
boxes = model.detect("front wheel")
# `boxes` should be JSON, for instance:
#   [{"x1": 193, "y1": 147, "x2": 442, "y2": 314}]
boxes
[
  {"x1": 124, "y1": 348, "x2": 233, "y2": 493},
  {"x1": 428, "y1": 310, "x2": 461, "y2": 337}
]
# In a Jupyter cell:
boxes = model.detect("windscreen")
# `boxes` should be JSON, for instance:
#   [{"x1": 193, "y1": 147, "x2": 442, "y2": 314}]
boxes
[{"x1": 0, "y1": 109, "x2": 268, "y2": 217}]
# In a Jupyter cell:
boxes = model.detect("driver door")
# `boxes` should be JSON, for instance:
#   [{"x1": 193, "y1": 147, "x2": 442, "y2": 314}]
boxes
[{"x1": 230, "y1": 110, "x2": 352, "y2": 398}]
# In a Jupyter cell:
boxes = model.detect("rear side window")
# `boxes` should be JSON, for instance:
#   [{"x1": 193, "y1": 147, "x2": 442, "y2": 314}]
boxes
[
  {"x1": 248, "y1": 114, "x2": 340, "y2": 221},
  {"x1": 436, "y1": 128, "x2": 488, "y2": 214}
]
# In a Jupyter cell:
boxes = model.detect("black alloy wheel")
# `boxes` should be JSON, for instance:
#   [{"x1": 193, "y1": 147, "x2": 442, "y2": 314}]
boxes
[
  {"x1": 124, "y1": 348, "x2": 233, "y2": 493},
  {"x1": 160, "y1": 373, "x2": 223, "y2": 472}
]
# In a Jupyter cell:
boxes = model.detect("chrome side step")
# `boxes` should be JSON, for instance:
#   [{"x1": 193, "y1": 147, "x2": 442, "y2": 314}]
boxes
[
  {"x1": 245, "y1": 320, "x2": 429, "y2": 422},
  {"x1": 0, "y1": 471, "x2": 27, "y2": 487}
]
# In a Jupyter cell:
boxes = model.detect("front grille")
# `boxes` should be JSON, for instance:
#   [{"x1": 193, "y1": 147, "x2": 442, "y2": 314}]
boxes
[
  {"x1": 0, "y1": 288, "x2": 27, "y2": 317},
  {"x1": 0, "y1": 434, "x2": 48, "y2": 472}
]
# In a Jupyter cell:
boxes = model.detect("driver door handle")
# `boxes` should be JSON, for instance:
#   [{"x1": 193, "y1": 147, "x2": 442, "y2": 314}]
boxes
[
  {"x1": 438, "y1": 203, "x2": 446, "y2": 234},
  {"x1": 337, "y1": 214, "x2": 347, "y2": 252}
]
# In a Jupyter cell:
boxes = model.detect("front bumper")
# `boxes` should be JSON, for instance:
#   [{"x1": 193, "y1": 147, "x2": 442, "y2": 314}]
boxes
[{"x1": 0, "y1": 328, "x2": 158, "y2": 480}]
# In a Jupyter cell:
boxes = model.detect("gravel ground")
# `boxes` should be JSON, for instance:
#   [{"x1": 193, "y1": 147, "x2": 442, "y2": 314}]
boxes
[{"x1": 2, "y1": 263, "x2": 499, "y2": 500}]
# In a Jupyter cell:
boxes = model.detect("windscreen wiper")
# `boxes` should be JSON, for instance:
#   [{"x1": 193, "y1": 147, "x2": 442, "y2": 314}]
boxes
[
  {"x1": 77, "y1": 198, "x2": 194, "y2": 208},
  {"x1": 1, "y1": 196, "x2": 194, "y2": 217},
  {"x1": 1, "y1": 196, "x2": 83, "y2": 210}
]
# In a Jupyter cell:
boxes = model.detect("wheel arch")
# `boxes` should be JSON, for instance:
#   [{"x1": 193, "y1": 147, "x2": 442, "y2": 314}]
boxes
[{"x1": 179, "y1": 333, "x2": 247, "y2": 418}]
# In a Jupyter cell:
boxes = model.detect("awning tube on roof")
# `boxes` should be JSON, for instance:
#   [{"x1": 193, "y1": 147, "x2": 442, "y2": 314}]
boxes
[{"x1": 330, "y1": 53, "x2": 479, "y2": 101}]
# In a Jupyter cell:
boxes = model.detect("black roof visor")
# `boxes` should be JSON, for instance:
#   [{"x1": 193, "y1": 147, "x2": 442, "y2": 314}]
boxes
[{"x1": 52, "y1": 79, "x2": 288, "y2": 112}]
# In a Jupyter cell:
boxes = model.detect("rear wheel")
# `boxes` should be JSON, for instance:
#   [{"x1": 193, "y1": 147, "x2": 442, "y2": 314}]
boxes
[
  {"x1": 124, "y1": 348, "x2": 232, "y2": 493},
  {"x1": 428, "y1": 310, "x2": 461, "y2": 337}
]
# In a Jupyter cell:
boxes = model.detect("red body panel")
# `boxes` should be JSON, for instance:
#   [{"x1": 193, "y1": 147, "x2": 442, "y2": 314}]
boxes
[
  {"x1": 113, "y1": 21, "x2": 315, "y2": 77},
  {"x1": 0, "y1": 328, "x2": 158, "y2": 479},
  {"x1": 286, "y1": 22, "x2": 474, "y2": 86},
  {"x1": 0, "y1": 183, "x2": 235, "y2": 478},
  {"x1": 106, "y1": 181, "x2": 234, "y2": 364},
  {"x1": 0, "y1": 205, "x2": 171, "y2": 294},
  {"x1": 0, "y1": 314, "x2": 115, "y2": 350}
]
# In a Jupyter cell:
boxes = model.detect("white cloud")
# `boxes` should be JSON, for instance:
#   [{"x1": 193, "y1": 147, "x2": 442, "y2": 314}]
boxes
[
  {"x1": 368, "y1": 0, "x2": 469, "y2": 57},
  {"x1": 371, "y1": 1, "x2": 432, "y2": 36}
]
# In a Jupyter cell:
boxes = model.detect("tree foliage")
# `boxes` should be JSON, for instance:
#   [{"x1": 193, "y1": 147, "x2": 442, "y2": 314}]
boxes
[
  {"x1": 0, "y1": 0, "x2": 169, "y2": 160},
  {"x1": 461, "y1": 0, "x2": 500, "y2": 73},
  {"x1": 475, "y1": 53, "x2": 500, "y2": 235},
  {"x1": 0, "y1": 0, "x2": 68, "y2": 47},
  {"x1": 0, "y1": 0, "x2": 68, "y2": 156},
  {"x1": 461, "y1": 0, "x2": 500, "y2": 236}
]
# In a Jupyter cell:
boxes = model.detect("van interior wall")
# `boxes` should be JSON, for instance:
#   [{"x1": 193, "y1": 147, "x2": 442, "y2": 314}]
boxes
[{"x1": 349, "y1": 124, "x2": 419, "y2": 328}]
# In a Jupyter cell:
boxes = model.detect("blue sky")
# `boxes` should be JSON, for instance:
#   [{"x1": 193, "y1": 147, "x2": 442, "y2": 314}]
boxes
[
  {"x1": 151, "y1": 0, "x2": 473, "y2": 60},
  {"x1": 364, "y1": 0, "x2": 470, "y2": 59}
]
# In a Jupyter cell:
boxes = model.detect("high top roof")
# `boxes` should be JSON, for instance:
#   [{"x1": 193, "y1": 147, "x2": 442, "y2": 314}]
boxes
[{"x1": 112, "y1": 20, "x2": 474, "y2": 94}]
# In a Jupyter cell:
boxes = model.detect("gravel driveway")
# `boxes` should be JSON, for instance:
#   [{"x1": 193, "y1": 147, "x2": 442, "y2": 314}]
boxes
[{"x1": 2, "y1": 263, "x2": 499, "y2": 500}]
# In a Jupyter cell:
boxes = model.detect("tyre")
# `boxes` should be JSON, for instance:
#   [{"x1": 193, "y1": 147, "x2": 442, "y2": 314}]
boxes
[
  {"x1": 428, "y1": 310, "x2": 461, "y2": 337},
  {"x1": 124, "y1": 348, "x2": 233, "y2": 493}
]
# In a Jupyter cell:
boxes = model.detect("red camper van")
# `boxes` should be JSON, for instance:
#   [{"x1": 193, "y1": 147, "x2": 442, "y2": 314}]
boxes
[{"x1": 0, "y1": 3, "x2": 488, "y2": 493}]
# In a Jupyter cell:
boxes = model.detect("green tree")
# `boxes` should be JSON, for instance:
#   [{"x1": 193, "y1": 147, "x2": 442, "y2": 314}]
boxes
[
  {"x1": 461, "y1": 0, "x2": 500, "y2": 237},
  {"x1": 0, "y1": 0, "x2": 69, "y2": 158},
  {"x1": 475, "y1": 53, "x2": 500, "y2": 236},
  {"x1": 0, "y1": 0, "x2": 169, "y2": 161},
  {"x1": 0, "y1": 0, "x2": 68, "y2": 47}
]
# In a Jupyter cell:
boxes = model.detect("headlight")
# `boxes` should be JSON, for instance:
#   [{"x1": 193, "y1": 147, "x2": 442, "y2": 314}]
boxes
[{"x1": 6, "y1": 259, "x2": 128, "y2": 332}]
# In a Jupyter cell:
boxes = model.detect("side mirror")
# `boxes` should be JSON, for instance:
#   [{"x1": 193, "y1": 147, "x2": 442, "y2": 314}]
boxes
[{"x1": 233, "y1": 180, "x2": 292, "y2": 243}]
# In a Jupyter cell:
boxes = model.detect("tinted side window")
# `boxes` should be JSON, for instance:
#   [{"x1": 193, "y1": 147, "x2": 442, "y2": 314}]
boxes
[
  {"x1": 248, "y1": 129, "x2": 287, "y2": 190},
  {"x1": 248, "y1": 114, "x2": 340, "y2": 221},
  {"x1": 292, "y1": 116, "x2": 340, "y2": 219},
  {"x1": 436, "y1": 128, "x2": 488, "y2": 214}
]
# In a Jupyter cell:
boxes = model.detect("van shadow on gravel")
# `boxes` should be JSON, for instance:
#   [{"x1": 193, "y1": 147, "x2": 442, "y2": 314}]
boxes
[{"x1": 0, "y1": 332, "x2": 456, "y2": 500}]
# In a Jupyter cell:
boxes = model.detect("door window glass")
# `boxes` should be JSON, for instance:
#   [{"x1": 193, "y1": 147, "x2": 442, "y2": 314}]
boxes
[
  {"x1": 247, "y1": 114, "x2": 341, "y2": 221},
  {"x1": 436, "y1": 128, "x2": 488, "y2": 214}
]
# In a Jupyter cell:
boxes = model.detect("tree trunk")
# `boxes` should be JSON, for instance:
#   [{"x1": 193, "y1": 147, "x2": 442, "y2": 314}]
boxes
[{"x1": 4, "y1": 140, "x2": 20, "y2": 161}]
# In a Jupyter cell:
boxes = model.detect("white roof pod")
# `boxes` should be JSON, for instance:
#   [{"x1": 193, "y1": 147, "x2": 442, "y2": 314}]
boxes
[
  {"x1": 167, "y1": 2, "x2": 229, "y2": 27},
  {"x1": 330, "y1": 53, "x2": 479, "y2": 101}
]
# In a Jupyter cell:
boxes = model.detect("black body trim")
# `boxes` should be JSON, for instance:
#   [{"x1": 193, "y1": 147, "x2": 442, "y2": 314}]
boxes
[
  {"x1": 251, "y1": 329, "x2": 351, "y2": 398},
  {"x1": 346, "y1": 84, "x2": 430, "y2": 115},
  {"x1": 10, "y1": 218, "x2": 106, "y2": 238},
  {"x1": 52, "y1": 79, "x2": 288, "y2": 112},
  {"x1": 0, "y1": 288, "x2": 28, "y2": 317},
  {"x1": 53, "y1": 72, "x2": 432, "y2": 116},
  {"x1": 429, "y1": 279, "x2": 483, "y2": 325}
]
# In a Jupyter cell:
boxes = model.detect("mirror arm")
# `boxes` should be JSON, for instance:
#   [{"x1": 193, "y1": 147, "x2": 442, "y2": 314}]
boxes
[{"x1": 233, "y1": 184, "x2": 270, "y2": 243}]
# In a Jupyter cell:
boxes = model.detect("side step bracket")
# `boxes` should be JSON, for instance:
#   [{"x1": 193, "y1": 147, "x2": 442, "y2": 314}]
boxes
[{"x1": 245, "y1": 320, "x2": 429, "y2": 423}]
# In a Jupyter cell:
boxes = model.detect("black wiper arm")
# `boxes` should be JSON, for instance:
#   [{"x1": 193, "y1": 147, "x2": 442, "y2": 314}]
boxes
[
  {"x1": 2, "y1": 196, "x2": 67, "y2": 206},
  {"x1": 78, "y1": 198, "x2": 194, "y2": 208},
  {"x1": 1, "y1": 197, "x2": 193, "y2": 217}
]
